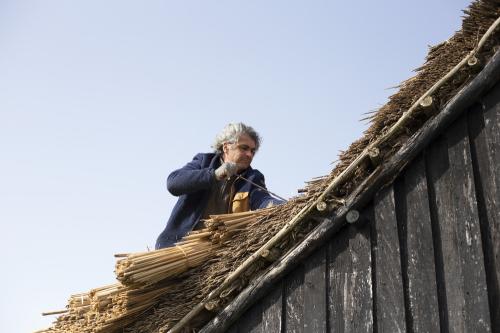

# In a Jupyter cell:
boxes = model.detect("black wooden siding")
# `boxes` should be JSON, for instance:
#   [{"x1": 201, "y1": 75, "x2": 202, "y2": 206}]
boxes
[{"x1": 227, "y1": 81, "x2": 500, "y2": 333}]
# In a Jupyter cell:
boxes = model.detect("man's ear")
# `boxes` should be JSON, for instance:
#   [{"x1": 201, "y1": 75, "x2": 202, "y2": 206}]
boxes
[{"x1": 222, "y1": 142, "x2": 229, "y2": 154}]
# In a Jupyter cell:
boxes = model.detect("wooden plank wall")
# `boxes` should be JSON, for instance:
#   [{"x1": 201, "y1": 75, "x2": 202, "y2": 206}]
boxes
[{"x1": 227, "y1": 81, "x2": 500, "y2": 333}]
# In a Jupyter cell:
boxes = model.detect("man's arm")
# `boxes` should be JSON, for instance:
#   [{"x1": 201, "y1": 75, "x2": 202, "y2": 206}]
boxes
[{"x1": 166, "y1": 154, "x2": 215, "y2": 196}]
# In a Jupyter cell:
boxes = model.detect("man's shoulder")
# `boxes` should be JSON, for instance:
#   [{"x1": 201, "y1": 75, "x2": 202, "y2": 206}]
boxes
[
  {"x1": 189, "y1": 152, "x2": 218, "y2": 168},
  {"x1": 192, "y1": 152, "x2": 217, "y2": 161},
  {"x1": 245, "y1": 167, "x2": 265, "y2": 179}
]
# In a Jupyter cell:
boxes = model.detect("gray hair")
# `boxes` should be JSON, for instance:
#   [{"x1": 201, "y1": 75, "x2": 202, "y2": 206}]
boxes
[{"x1": 212, "y1": 122, "x2": 261, "y2": 154}]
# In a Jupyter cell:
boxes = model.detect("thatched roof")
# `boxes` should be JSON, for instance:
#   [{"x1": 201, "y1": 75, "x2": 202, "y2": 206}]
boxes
[{"x1": 40, "y1": 0, "x2": 500, "y2": 332}]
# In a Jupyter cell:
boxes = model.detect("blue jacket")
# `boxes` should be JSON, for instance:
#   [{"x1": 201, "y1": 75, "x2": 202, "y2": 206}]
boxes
[{"x1": 155, "y1": 153, "x2": 282, "y2": 249}]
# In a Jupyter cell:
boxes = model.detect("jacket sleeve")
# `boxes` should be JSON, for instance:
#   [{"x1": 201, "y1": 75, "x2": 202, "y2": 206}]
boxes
[
  {"x1": 166, "y1": 154, "x2": 215, "y2": 196},
  {"x1": 249, "y1": 172, "x2": 286, "y2": 210}
]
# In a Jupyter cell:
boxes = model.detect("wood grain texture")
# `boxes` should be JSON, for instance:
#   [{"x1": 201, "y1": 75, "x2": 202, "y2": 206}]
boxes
[
  {"x1": 284, "y1": 263, "x2": 305, "y2": 332},
  {"x1": 329, "y1": 210, "x2": 373, "y2": 333},
  {"x1": 304, "y1": 246, "x2": 327, "y2": 332},
  {"x1": 261, "y1": 281, "x2": 283, "y2": 333},
  {"x1": 236, "y1": 300, "x2": 262, "y2": 333},
  {"x1": 399, "y1": 155, "x2": 440, "y2": 332},
  {"x1": 372, "y1": 186, "x2": 406, "y2": 333},
  {"x1": 426, "y1": 114, "x2": 491, "y2": 332},
  {"x1": 226, "y1": 323, "x2": 238, "y2": 333},
  {"x1": 468, "y1": 80, "x2": 500, "y2": 332}
]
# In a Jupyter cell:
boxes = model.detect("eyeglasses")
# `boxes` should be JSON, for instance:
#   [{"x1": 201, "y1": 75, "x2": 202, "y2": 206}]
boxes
[{"x1": 229, "y1": 142, "x2": 257, "y2": 155}]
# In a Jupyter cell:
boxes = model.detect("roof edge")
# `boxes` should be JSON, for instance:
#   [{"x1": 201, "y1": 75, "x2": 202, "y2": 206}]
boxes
[
  {"x1": 167, "y1": 13, "x2": 500, "y2": 332},
  {"x1": 199, "y1": 46, "x2": 500, "y2": 333}
]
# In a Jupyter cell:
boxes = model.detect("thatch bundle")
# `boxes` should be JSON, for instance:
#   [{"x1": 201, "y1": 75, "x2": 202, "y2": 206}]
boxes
[
  {"x1": 114, "y1": 210, "x2": 265, "y2": 287},
  {"x1": 39, "y1": 210, "x2": 268, "y2": 333}
]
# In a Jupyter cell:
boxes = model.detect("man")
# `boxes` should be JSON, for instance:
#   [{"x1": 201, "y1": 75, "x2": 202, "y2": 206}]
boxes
[{"x1": 155, "y1": 122, "x2": 284, "y2": 249}]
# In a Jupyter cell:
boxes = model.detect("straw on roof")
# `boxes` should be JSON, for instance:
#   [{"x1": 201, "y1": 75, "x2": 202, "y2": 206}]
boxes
[{"x1": 40, "y1": 1, "x2": 500, "y2": 332}]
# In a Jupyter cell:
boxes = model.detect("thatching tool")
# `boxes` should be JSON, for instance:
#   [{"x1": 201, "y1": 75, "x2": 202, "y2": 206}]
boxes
[{"x1": 235, "y1": 175, "x2": 287, "y2": 202}]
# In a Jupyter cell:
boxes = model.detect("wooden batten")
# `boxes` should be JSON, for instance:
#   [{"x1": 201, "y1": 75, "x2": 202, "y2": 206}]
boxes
[
  {"x1": 367, "y1": 146, "x2": 381, "y2": 167},
  {"x1": 315, "y1": 201, "x2": 328, "y2": 212},
  {"x1": 204, "y1": 301, "x2": 219, "y2": 312},
  {"x1": 419, "y1": 95, "x2": 438, "y2": 116},
  {"x1": 261, "y1": 248, "x2": 281, "y2": 262},
  {"x1": 468, "y1": 55, "x2": 481, "y2": 67}
]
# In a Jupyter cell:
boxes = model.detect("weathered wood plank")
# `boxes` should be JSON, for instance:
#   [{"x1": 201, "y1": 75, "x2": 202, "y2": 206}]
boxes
[
  {"x1": 237, "y1": 299, "x2": 262, "y2": 333},
  {"x1": 468, "y1": 80, "x2": 500, "y2": 332},
  {"x1": 329, "y1": 208, "x2": 373, "y2": 333},
  {"x1": 426, "y1": 114, "x2": 491, "y2": 332},
  {"x1": 399, "y1": 155, "x2": 440, "y2": 332},
  {"x1": 284, "y1": 263, "x2": 305, "y2": 332},
  {"x1": 233, "y1": 281, "x2": 284, "y2": 333},
  {"x1": 261, "y1": 281, "x2": 283, "y2": 333},
  {"x1": 304, "y1": 246, "x2": 327, "y2": 332},
  {"x1": 373, "y1": 185, "x2": 406, "y2": 332},
  {"x1": 226, "y1": 323, "x2": 238, "y2": 333}
]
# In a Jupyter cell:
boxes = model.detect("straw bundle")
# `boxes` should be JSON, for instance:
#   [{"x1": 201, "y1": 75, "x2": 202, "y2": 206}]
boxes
[
  {"x1": 115, "y1": 236, "x2": 217, "y2": 287},
  {"x1": 114, "y1": 210, "x2": 263, "y2": 288},
  {"x1": 40, "y1": 283, "x2": 149, "y2": 332},
  {"x1": 40, "y1": 210, "x2": 265, "y2": 333}
]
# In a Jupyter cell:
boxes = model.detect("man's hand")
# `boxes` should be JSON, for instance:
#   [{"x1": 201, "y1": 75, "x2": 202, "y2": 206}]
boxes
[{"x1": 215, "y1": 162, "x2": 239, "y2": 180}]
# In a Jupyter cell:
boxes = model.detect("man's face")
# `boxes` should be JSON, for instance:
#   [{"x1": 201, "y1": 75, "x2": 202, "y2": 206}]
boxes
[{"x1": 222, "y1": 133, "x2": 257, "y2": 171}]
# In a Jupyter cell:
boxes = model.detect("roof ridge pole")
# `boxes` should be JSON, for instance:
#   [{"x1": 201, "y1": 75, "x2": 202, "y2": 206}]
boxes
[{"x1": 166, "y1": 14, "x2": 500, "y2": 333}]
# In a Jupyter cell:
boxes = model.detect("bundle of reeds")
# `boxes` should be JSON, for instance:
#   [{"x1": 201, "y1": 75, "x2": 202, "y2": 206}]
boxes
[
  {"x1": 115, "y1": 234, "x2": 217, "y2": 287},
  {"x1": 40, "y1": 210, "x2": 264, "y2": 333},
  {"x1": 114, "y1": 210, "x2": 263, "y2": 288},
  {"x1": 40, "y1": 283, "x2": 172, "y2": 332}
]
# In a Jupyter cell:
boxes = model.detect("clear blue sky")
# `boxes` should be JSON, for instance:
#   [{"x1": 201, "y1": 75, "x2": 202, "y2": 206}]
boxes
[{"x1": 0, "y1": 1, "x2": 470, "y2": 332}]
